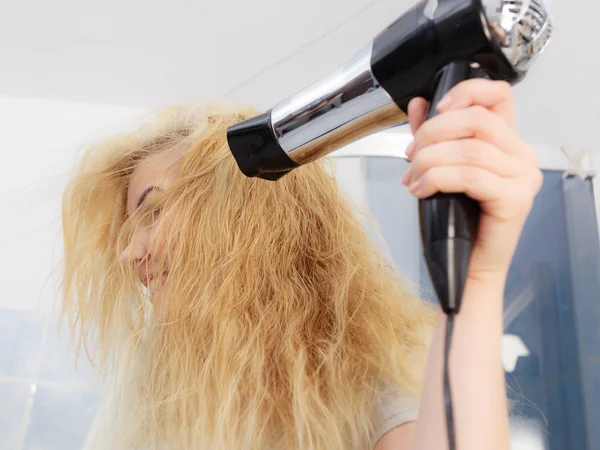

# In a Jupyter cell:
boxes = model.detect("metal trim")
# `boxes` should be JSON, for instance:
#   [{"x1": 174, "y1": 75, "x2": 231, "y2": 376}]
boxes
[
  {"x1": 327, "y1": 131, "x2": 593, "y2": 174},
  {"x1": 270, "y1": 45, "x2": 406, "y2": 165}
]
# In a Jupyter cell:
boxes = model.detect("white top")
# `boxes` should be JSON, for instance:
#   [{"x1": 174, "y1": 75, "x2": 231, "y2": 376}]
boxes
[
  {"x1": 84, "y1": 384, "x2": 418, "y2": 449},
  {"x1": 374, "y1": 384, "x2": 419, "y2": 441}
]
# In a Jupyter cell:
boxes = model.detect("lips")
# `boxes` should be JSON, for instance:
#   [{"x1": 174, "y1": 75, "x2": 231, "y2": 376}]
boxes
[
  {"x1": 151, "y1": 271, "x2": 168, "y2": 281},
  {"x1": 141, "y1": 271, "x2": 168, "y2": 287}
]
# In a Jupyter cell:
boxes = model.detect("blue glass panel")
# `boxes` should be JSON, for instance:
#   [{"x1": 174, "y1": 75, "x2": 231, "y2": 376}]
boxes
[{"x1": 361, "y1": 159, "x2": 600, "y2": 450}]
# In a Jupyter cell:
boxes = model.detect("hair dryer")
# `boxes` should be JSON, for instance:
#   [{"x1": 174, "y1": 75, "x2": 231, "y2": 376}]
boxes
[{"x1": 227, "y1": 0, "x2": 552, "y2": 315}]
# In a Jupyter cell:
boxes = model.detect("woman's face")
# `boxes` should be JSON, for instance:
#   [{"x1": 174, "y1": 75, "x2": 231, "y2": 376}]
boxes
[{"x1": 120, "y1": 150, "x2": 181, "y2": 301}]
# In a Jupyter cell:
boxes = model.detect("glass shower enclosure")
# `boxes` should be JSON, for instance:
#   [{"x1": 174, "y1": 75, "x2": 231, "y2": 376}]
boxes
[{"x1": 331, "y1": 152, "x2": 600, "y2": 450}]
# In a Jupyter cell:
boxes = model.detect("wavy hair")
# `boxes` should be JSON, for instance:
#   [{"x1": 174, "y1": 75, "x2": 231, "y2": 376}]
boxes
[{"x1": 61, "y1": 100, "x2": 434, "y2": 449}]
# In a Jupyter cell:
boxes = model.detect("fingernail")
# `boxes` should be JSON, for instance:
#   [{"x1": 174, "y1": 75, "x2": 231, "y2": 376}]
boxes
[
  {"x1": 401, "y1": 169, "x2": 412, "y2": 185},
  {"x1": 405, "y1": 140, "x2": 416, "y2": 158},
  {"x1": 436, "y1": 94, "x2": 453, "y2": 111},
  {"x1": 408, "y1": 178, "x2": 422, "y2": 194}
]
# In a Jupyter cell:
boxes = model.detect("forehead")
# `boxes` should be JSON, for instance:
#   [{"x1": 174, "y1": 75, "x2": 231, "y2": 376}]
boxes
[{"x1": 126, "y1": 150, "x2": 182, "y2": 215}]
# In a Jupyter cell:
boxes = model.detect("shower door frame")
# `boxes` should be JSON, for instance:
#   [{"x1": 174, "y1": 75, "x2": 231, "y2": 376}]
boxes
[{"x1": 329, "y1": 128, "x2": 600, "y2": 233}]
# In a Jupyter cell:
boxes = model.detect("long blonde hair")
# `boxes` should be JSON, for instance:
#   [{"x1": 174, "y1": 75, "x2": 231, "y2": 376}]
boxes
[{"x1": 61, "y1": 99, "x2": 434, "y2": 449}]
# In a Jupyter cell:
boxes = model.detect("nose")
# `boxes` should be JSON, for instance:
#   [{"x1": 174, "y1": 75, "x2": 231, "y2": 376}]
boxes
[{"x1": 119, "y1": 229, "x2": 150, "y2": 266}]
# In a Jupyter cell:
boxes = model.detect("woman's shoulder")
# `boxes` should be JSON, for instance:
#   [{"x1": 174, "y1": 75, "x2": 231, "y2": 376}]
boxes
[{"x1": 373, "y1": 383, "x2": 419, "y2": 440}]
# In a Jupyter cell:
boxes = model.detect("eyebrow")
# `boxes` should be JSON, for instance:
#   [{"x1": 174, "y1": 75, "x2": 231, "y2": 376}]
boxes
[{"x1": 136, "y1": 186, "x2": 162, "y2": 210}]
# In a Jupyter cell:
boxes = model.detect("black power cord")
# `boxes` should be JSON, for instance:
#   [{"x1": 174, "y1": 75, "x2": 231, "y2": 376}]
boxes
[{"x1": 443, "y1": 311, "x2": 456, "y2": 450}]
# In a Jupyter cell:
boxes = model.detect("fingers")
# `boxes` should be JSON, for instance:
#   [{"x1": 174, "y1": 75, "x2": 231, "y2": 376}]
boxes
[
  {"x1": 405, "y1": 165, "x2": 508, "y2": 202},
  {"x1": 407, "y1": 97, "x2": 429, "y2": 135},
  {"x1": 401, "y1": 138, "x2": 518, "y2": 186},
  {"x1": 405, "y1": 164, "x2": 543, "y2": 221},
  {"x1": 406, "y1": 165, "x2": 499, "y2": 200},
  {"x1": 403, "y1": 78, "x2": 541, "y2": 211},
  {"x1": 408, "y1": 106, "x2": 538, "y2": 166},
  {"x1": 406, "y1": 79, "x2": 517, "y2": 137},
  {"x1": 436, "y1": 79, "x2": 516, "y2": 129},
  {"x1": 402, "y1": 78, "x2": 544, "y2": 263}
]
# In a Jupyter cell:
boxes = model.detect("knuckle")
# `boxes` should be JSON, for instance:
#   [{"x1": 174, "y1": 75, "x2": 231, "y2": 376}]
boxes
[
  {"x1": 495, "y1": 80, "x2": 512, "y2": 96},
  {"x1": 470, "y1": 104, "x2": 489, "y2": 117},
  {"x1": 468, "y1": 105, "x2": 491, "y2": 129},
  {"x1": 425, "y1": 167, "x2": 442, "y2": 187},
  {"x1": 459, "y1": 140, "x2": 486, "y2": 166},
  {"x1": 410, "y1": 146, "x2": 428, "y2": 167},
  {"x1": 416, "y1": 119, "x2": 434, "y2": 141},
  {"x1": 459, "y1": 166, "x2": 484, "y2": 186},
  {"x1": 410, "y1": 156, "x2": 424, "y2": 175}
]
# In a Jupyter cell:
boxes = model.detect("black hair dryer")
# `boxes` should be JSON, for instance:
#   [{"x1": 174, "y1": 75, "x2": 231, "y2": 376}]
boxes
[{"x1": 227, "y1": 0, "x2": 552, "y2": 314}]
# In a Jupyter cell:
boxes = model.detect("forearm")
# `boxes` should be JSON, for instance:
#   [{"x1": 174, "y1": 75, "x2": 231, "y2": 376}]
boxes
[{"x1": 411, "y1": 273, "x2": 509, "y2": 450}]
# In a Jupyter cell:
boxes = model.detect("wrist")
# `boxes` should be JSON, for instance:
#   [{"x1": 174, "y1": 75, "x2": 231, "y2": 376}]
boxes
[
  {"x1": 460, "y1": 270, "x2": 507, "y2": 320},
  {"x1": 466, "y1": 268, "x2": 508, "y2": 288},
  {"x1": 468, "y1": 238, "x2": 515, "y2": 285}
]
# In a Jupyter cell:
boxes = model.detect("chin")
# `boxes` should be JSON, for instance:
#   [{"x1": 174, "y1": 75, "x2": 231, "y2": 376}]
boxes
[{"x1": 149, "y1": 291, "x2": 169, "y2": 323}]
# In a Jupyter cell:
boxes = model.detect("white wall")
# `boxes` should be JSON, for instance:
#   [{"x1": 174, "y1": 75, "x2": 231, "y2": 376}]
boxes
[
  {"x1": 0, "y1": 98, "x2": 146, "y2": 449},
  {"x1": 0, "y1": 97, "x2": 143, "y2": 313},
  {"x1": 0, "y1": 0, "x2": 597, "y2": 153}
]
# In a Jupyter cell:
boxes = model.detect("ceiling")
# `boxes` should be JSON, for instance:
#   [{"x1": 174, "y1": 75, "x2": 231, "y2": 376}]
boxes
[{"x1": 0, "y1": 0, "x2": 597, "y2": 149}]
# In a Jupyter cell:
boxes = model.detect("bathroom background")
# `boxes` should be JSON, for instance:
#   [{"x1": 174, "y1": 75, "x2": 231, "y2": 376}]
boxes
[{"x1": 1, "y1": 0, "x2": 599, "y2": 449}]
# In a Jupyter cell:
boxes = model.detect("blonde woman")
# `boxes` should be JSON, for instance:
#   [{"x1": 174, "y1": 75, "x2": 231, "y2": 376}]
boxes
[{"x1": 61, "y1": 79, "x2": 541, "y2": 450}]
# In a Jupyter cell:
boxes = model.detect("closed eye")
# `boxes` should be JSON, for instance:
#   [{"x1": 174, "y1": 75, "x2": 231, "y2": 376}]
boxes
[{"x1": 136, "y1": 186, "x2": 162, "y2": 210}]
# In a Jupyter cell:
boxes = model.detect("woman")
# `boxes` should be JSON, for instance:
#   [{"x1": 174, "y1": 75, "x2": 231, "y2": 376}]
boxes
[{"x1": 61, "y1": 79, "x2": 542, "y2": 450}]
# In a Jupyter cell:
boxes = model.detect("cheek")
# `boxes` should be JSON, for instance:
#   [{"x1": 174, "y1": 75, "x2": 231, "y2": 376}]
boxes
[{"x1": 150, "y1": 215, "x2": 176, "y2": 263}]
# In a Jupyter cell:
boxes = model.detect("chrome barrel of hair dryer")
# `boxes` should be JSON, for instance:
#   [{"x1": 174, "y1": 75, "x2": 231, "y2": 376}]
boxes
[{"x1": 227, "y1": 0, "x2": 552, "y2": 313}]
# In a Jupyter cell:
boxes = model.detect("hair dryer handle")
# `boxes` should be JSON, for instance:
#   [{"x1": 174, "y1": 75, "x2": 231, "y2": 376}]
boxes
[{"x1": 418, "y1": 61, "x2": 483, "y2": 314}]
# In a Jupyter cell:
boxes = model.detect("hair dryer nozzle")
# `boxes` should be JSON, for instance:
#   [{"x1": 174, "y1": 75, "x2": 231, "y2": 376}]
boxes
[
  {"x1": 482, "y1": 0, "x2": 553, "y2": 75},
  {"x1": 226, "y1": 111, "x2": 298, "y2": 181}
]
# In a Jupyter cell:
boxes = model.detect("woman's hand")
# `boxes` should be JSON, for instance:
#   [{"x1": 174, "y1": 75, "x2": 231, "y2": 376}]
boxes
[{"x1": 402, "y1": 79, "x2": 543, "y2": 281}]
